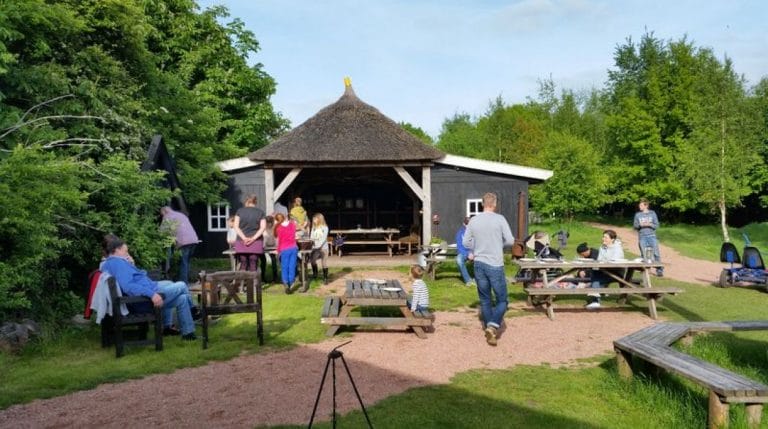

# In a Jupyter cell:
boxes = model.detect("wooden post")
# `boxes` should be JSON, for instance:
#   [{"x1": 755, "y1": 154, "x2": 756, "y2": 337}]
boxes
[
  {"x1": 615, "y1": 348, "x2": 633, "y2": 379},
  {"x1": 745, "y1": 403, "x2": 763, "y2": 429},
  {"x1": 708, "y1": 391, "x2": 729, "y2": 429}
]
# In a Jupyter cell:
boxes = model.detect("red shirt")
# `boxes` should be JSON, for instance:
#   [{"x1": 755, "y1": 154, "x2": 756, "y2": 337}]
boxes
[{"x1": 275, "y1": 221, "x2": 297, "y2": 252}]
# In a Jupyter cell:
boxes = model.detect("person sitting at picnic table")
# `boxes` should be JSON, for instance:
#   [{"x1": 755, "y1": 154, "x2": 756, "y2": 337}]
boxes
[
  {"x1": 586, "y1": 230, "x2": 625, "y2": 310},
  {"x1": 575, "y1": 242, "x2": 599, "y2": 288},
  {"x1": 409, "y1": 265, "x2": 430, "y2": 312},
  {"x1": 455, "y1": 216, "x2": 475, "y2": 287},
  {"x1": 274, "y1": 212, "x2": 298, "y2": 294},
  {"x1": 100, "y1": 235, "x2": 198, "y2": 340}
]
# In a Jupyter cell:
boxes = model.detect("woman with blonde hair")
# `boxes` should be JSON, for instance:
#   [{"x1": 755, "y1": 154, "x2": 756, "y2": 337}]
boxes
[{"x1": 309, "y1": 213, "x2": 330, "y2": 286}]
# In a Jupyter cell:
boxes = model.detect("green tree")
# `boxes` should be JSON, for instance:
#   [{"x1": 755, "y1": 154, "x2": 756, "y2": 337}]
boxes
[
  {"x1": 530, "y1": 132, "x2": 608, "y2": 221},
  {"x1": 678, "y1": 57, "x2": 765, "y2": 241},
  {"x1": 400, "y1": 121, "x2": 433, "y2": 145}
]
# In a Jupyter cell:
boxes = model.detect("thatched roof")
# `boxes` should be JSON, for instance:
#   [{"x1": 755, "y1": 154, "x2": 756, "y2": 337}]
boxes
[{"x1": 248, "y1": 83, "x2": 444, "y2": 163}]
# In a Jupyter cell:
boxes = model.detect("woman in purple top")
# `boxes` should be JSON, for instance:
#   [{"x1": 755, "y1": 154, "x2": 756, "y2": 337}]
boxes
[{"x1": 234, "y1": 194, "x2": 266, "y2": 272}]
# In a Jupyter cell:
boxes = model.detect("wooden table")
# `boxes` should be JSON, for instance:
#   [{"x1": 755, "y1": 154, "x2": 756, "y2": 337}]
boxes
[
  {"x1": 420, "y1": 244, "x2": 458, "y2": 280},
  {"x1": 321, "y1": 279, "x2": 433, "y2": 338},
  {"x1": 330, "y1": 228, "x2": 400, "y2": 257},
  {"x1": 268, "y1": 248, "x2": 311, "y2": 289},
  {"x1": 513, "y1": 258, "x2": 682, "y2": 319}
]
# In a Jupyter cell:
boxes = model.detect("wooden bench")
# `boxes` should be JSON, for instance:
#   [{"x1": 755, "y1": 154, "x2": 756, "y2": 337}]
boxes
[
  {"x1": 614, "y1": 321, "x2": 768, "y2": 428},
  {"x1": 524, "y1": 286, "x2": 683, "y2": 320},
  {"x1": 336, "y1": 240, "x2": 394, "y2": 257},
  {"x1": 101, "y1": 277, "x2": 163, "y2": 358}
]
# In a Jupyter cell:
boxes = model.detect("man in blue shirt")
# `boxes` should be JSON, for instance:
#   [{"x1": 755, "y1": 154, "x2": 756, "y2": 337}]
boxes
[
  {"x1": 101, "y1": 237, "x2": 197, "y2": 340},
  {"x1": 455, "y1": 217, "x2": 475, "y2": 287}
]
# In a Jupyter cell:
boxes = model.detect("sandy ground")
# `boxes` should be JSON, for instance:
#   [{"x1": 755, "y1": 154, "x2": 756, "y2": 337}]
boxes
[{"x1": 0, "y1": 225, "x2": 720, "y2": 428}]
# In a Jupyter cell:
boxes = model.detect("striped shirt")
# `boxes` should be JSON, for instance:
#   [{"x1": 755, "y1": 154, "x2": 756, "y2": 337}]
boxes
[{"x1": 410, "y1": 279, "x2": 429, "y2": 312}]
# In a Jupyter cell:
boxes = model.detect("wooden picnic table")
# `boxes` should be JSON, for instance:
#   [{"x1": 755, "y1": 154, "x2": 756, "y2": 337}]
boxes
[
  {"x1": 330, "y1": 228, "x2": 400, "y2": 257},
  {"x1": 513, "y1": 258, "x2": 682, "y2": 319},
  {"x1": 320, "y1": 279, "x2": 433, "y2": 338}
]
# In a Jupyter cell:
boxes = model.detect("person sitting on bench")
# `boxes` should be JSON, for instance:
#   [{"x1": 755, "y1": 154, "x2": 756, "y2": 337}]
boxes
[
  {"x1": 586, "y1": 230, "x2": 624, "y2": 310},
  {"x1": 100, "y1": 235, "x2": 198, "y2": 340}
]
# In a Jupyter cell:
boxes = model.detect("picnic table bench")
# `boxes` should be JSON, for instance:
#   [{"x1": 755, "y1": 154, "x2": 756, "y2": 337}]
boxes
[
  {"x1": 514, "y1": 259, "x2": 682, "y2": 320},
  {"x1": 614, "y1": 321, "x2": 768, "y2": 428},
  {"x1": 525, "y1": 286, "x2": 683, "y2": 320},
  {"x1": 421, "y1": 244, "x2": 458, "y2": 280},
  {"x1": 321, "y1": 279, "x2": 433, "y2": 338},
  {"x1": 330, "y1": 228, "x2": 399, "y2": 257}
]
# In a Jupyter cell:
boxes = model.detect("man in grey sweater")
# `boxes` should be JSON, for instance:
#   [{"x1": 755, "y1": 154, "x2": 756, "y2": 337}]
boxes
[{"x1": 462, "y1": 192, "x2": 515, "y2": 346}]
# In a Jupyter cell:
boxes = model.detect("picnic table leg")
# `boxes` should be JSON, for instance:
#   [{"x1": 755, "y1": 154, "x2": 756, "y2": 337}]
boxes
[
  {"x1": 544, "y1": 295, "x2": 555, "y2": 320},
  {"x1": 325, "y1": 304, "x2": 352, "y2": 337},
  {"x1": 400, "y1": 306, "x2": 428, "y2": 339},
  {"x1": 647, "y1": 294, "x2": 659, "y2": 320}
]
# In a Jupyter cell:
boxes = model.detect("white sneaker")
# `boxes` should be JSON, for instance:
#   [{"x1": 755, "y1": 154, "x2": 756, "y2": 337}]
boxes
[
  {"x1": 484, "y1": 326, "x2": 498, "y2": 346},
  {"x1": 466, "y1": 280, "x2": 477, "y2": 288},
  {"x1": 585, "y1": 301, "x2": 601, "y2": 310}
]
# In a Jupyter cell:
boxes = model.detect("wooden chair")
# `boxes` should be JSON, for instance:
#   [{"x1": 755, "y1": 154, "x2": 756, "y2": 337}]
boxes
[
  {"x1": 100, "y1": 277, "x2": 163, "y2": 358},
  {"x1": 200, "y1": 270, "x2": 263, "y2": 349}
]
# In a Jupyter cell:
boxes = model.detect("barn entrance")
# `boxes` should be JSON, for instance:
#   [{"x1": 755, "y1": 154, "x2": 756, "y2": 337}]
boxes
[{"x1": 274, "y1": 167, "x2": 421, "y2": 234}]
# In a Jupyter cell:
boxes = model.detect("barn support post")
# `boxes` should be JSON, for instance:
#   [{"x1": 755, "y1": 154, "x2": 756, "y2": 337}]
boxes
[{"x1": 393, "y1": 166, "x2": 431, "y2": 245}]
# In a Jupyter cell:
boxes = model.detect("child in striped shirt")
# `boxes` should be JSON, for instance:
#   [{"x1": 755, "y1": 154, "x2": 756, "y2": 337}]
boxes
[{"x1": 409, "y1": 265, "x2": 430, "y2": 312}]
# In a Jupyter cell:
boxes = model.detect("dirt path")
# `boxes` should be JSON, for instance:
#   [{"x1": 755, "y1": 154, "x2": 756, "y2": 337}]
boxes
[
  {"x1": 589, "y1": 223, "x2": 722, "y2": 285},
  {"x1": 0, "y1": 234, "x2": 719, "y2": 428}
]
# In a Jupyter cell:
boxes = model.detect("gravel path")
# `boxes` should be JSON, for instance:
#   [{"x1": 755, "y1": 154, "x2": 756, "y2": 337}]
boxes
[{"x1": 0, "y1": 227, "x2": 717, "y2": 428}]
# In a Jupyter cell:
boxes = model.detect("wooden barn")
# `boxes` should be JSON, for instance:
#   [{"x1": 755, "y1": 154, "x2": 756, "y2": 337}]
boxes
[{"x1": 193, "y1": 81, "x2": 552, "y2": 257}]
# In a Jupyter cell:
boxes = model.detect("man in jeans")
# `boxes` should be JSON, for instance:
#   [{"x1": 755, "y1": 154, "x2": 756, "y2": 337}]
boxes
[
  {"x1": 160, "y1": 206, "x2": 199, "y2": 283},
  {"x1": 462, "y1": 193, "x2": 514, "y2": 346},
  {"x1": 633, "y1": 198, "x2": 663, "y2": 277}
]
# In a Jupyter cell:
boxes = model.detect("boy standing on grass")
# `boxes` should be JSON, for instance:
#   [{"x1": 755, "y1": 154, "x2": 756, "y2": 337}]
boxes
[
  {"x1": 409, "y1": 265, "x2": 430, "y2": 313},
  {"x1": 633, "y1": 198, "x2": 663, "y2": 277}
]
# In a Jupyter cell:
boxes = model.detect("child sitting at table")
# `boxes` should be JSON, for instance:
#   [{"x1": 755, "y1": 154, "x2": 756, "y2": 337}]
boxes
[{"x1": 409, "y1": 265, "x2": 430, "y2": 313}]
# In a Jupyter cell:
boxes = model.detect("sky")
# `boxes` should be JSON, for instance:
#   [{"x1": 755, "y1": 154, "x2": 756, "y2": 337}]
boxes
[{"x1": 197, "y1": 0, "x2": 768, "y2": 138}]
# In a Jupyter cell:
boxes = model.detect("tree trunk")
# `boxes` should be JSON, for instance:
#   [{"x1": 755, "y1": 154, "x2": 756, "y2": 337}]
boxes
[
  {"x1": 719, "y1": 200, "x2": 729, "y2": 242},
  {"x1": 719, "y1": 116, "x2": 730, "y2": 243}
]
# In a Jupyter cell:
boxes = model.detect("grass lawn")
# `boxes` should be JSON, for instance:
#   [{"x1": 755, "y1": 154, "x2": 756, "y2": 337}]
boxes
[{"x1": 2, "y1": 221, "x2": 768, "y2": 428}]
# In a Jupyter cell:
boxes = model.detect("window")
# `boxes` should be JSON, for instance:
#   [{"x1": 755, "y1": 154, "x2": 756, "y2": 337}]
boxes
[
  {"x1": 208, "y1": 203, "x2": 230, "y2": 232},
  {"x1": 466, "y1": 199, "x2": 483, "y2": 217}
]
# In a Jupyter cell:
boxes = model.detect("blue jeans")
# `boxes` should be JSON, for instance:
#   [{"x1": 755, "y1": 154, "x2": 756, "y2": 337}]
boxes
[
  {"x1": 280, "y1": 247, "x2": 298, "y2": 285},
  {"x1": 156, "y1": 280, "x2": 195, "y2": 335},
  {"x1": 474, "y1": 261, "x2": 508, "y2": 329},
  {"x1": 167, "y1": 244, "x2": 197, "y2": 283},
  {"x1": 638, "y1": 235, "x2": 663, "y2": 273},
  {"x1": 455, "y1": 253, "x2": 473, "y2": 283}
]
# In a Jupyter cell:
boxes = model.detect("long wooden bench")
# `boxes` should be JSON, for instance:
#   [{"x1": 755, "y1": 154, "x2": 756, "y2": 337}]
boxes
[
  {"x1": 335, "y1": 240, "x2": 394, "y2": 257},
  {"x1": 614, "y1": 321, "x2": 768, "y2": 428},
  {"x1": 525, "y1": 286, "x2": 683, "y2": 320}
]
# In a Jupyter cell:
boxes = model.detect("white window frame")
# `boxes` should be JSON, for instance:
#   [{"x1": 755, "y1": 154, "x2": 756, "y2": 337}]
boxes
[
  {"x1": 207, "y1": 203, "x2": 230, "y2": 232},
  {"x1": 466, "y1": 199, "x2": 483, "y2": 217}
]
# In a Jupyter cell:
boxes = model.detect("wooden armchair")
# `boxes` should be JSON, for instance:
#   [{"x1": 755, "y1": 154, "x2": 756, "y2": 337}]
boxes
[
  {"x1": 200, "y1": 270, "x2": 263, "y2": 349},
  {"x1": 100, "y1": 277, "x2": 163, "y2": 358}
]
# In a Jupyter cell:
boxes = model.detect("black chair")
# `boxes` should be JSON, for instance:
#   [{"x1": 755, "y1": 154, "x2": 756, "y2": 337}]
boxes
[
  {"x1": 200, "y1": 270, "x2": 263, "y2": 349},
  {"x1": 100, "y1": 277, "x2": 163, "y2": 358}
]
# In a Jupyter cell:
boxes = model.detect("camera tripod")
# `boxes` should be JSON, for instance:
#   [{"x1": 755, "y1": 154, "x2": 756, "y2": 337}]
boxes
[{"x1": 308, "y1": 341, "x2": 373, "y2": 428}]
